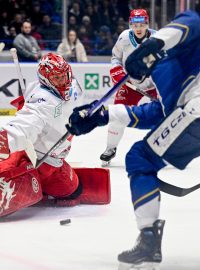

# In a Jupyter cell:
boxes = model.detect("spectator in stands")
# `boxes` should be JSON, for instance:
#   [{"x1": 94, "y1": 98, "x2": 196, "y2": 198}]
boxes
[
  {"x1": 39, "y1": 0, "x2": 54, "y2": 17},
  {"x1": 84, "y1": 4, "x2": 101, "y2": 31},
  {"x1": 5, "y1": 25, "x2": 17, "y2": 49},
  {"x1": 0, "y1": 10, "x2": 10, "y2": 37},
  {"x1": 81, "y1": 16, "x2": 95, "y2": 39},
  {"x1": 13, "y1": 20, "x2": 42, "y2": 62},
  {"x1": 57, "y1": 29, "x2": 88, "y2": 63},
  {"x1": 68, "y1": 1, "x2": 83, "y2": 25},
  {"x1": 78, "y1": 25, "x2": 93, "y2": 55},
  {"x1": 30, "y1": 2, "x2": 44, "y2": 26},
  {"x1": 38, "y1": 14, "x2": 62, "y2": 50},
  {"x1": 94, "y1": 25, "x2": 113, "y2": 56},
  {"x1": 10, "y1": 13, "x2": 23, "y2": 34},
  {"x1": 112, "y1": 24, "x2": 126, "y2": 43},
  {"x1": 196, "y1": 0, "x2": 200, "y2": 13},
  {"x1": 31, "y1": 24, "x2": 45, "y2": 50},
  {"x1": 98, "y1": 0, "x2": 115, "y2": 28},
  {"x1": 68, "y1": 15, "x2": 79, "y2": 32}
]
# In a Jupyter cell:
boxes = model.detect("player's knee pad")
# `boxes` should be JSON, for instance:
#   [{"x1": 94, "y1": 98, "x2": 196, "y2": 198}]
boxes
[
  {"x1": 0, "y1": 157, "x2": 42, "y2": 217},
  {"x1": 38, "y1": 161, "x2": 79, "y2": 198},
  {"x1": 125, "y1": 140, "x2": 165, "y2": 178},
  {"x1": 130, "y1": 174, "x2": 160, "y2": 210},
  {"x1": 146, "y1": 101, "x2": 200, "y2": 169}
]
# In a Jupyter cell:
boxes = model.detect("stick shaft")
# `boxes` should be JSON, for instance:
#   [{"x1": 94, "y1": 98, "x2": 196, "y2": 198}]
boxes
[
  {"x1": 159, "y1": 179, "x2": 200, "y2": 197},
  {"x1": 126, "y1": 81, "x2": 156, "y2": 101},
  {"x1": 10, "y1": 49, "x2": 26, "y2": 93},
  {"x1": 88, "y1": 74, "x2": 129, "y2": 116}
]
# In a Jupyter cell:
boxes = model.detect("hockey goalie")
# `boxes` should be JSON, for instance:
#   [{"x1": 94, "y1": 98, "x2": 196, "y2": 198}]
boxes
[{"x1": 0, "y1": 53, "x2": 110, "y2": 217}]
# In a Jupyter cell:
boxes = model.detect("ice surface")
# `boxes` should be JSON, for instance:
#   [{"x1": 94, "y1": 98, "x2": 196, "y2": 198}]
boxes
[{"x1": 0, "y1": 116, "x2": 200, "y2": 270}]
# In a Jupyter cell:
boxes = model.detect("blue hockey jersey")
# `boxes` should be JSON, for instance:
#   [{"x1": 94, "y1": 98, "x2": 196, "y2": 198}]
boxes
[{"x1": 152, "y1": 10, "x2": 200, "y2": 115}]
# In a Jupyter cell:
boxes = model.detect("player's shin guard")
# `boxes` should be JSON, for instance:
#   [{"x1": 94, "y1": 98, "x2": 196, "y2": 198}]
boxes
[{"x1": 118, "y1": 219, "x2": 165, "y2": 270}]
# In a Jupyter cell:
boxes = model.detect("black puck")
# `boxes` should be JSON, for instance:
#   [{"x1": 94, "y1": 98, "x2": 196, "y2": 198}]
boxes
[{"x1": 60, "y1": 219, "x2": 71, "y2": 225}]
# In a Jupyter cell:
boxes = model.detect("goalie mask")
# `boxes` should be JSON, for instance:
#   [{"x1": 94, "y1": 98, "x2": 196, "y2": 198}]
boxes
[{"x1": 38, "y1": 53, "x2": 72, "y2": 101}]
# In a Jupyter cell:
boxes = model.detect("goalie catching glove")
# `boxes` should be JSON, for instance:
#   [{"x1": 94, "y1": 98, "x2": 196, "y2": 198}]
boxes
[
  {"x1": 66, "y1": 101, "x2": 109, "y2": 136},
  {"x1": 125, "y1": 37, "x2": 165, "y2": 81}
]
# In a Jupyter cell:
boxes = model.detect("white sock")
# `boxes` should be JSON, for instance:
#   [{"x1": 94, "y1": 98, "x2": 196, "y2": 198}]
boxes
[{"x1": 135, "y1": 196, "x2": 160, "y2": 230}]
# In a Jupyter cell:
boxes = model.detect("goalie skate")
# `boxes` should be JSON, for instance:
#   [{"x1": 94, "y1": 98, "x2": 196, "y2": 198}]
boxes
[
  {"x1": 118, "y1": 220, "x2": 165, "y2": 270},
  {"x1": 100, "y1": 147, "x2": 117, "y2": 167}
]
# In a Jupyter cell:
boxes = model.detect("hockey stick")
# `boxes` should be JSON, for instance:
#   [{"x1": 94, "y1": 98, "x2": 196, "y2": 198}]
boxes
[
  {"x1": 10, "y1": 48, "x2": 37, "y2": 166},
  {"x1": 10, "y1": 48, "x2": 26, "y2": 94},
  {"x1": 0, "y1": 42, "x2": 5, "y2": 52},
  {"x1": 126, "y1": 81, "x2": 157, "y2": 101},
  {"x1": 35, "y1": 74, "x2": 129, "y2": 168},
  {"x1": 159, "y1": 179, "x2": 200, "y2": 197}
]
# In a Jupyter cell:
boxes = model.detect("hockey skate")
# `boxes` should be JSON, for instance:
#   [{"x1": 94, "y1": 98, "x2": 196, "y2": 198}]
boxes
[
  {"x1": 118, "y1": 219, "x2": 165, "y2": 270},
  {"x1": 100, "y1": 147, "x2": 117, "y2": 166}
]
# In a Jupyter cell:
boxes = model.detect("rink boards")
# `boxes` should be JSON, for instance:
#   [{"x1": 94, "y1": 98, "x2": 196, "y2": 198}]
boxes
[{"x1": 0, "y1": 63, "x2": 113, "y2": 115}]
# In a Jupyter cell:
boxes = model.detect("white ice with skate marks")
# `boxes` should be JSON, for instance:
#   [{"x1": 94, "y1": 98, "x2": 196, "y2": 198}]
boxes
[{"x1": 0, "y1": 117, "x2": 200, "y2": 270}]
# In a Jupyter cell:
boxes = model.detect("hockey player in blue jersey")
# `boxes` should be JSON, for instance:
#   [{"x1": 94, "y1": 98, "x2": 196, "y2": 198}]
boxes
[{"x1": 66, "y1": 10, "x2": 200, "y2": 269}]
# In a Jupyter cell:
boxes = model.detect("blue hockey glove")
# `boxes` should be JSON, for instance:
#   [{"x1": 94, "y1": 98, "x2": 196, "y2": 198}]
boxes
[
  {"x1": 66, "y1": 101, "x2": 109, "y2": 136},
  {"x1": 125, "y1": 38, "x2": 165, "y2": 81}
]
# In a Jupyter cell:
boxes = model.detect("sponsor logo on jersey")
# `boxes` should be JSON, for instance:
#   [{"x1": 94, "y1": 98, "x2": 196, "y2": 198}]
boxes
[
  {"x1": 147, "y1": 107, "x2": 195, "y2": 156},
  {"x1": 37, "y1": 98, "x2": 46, "y2": 103},
  {"x1": 152, "y1": 111, "x2": 187, "y2": 147}
]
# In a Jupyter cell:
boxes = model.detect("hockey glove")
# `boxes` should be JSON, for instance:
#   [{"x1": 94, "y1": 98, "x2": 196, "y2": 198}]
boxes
[
  {"x1": 66, "y1": 101, "x2": 109, "y2": 136},
  {"x1": 110, "y1": 65, "x2": 126, "y2": 85},
  {"x1": 125, "y1": 38, "x2": 165, "y2": 81}
]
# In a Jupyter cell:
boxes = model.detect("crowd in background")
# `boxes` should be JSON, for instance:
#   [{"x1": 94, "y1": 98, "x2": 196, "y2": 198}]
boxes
[{"x1": 0, "y1": 0, "x2": 200, "y2": 58}]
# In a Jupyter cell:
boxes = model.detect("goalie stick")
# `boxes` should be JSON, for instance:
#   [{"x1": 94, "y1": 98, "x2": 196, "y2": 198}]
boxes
[
  {"x1": 10, "y1": 48, "x2": 37, "y2": 166},
  {"x1": 10, "y1": 48, "x2": 26, "y2": 94}
]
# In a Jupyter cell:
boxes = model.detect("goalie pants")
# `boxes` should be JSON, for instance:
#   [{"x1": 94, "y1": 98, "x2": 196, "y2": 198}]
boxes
[{"x1": 126, "y1": 97, "x2": 200, "y2": 229}]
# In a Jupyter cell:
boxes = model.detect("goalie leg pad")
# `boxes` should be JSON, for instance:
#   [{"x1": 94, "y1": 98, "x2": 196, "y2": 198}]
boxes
[
  {"x1": 73, "y1": 167, "x2": 111, "y2": 205},
  {"x1": 0, "y1": 152, "x2": 42, "y2": 217},
  {"x1": 39, "y1": 167, "x2": 111, "y2": 207}
]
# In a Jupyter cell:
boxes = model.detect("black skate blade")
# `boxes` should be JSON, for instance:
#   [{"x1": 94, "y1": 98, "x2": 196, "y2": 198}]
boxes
[{"x1": 118, "y1": 262, "x2": 160, "y2": 270}]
